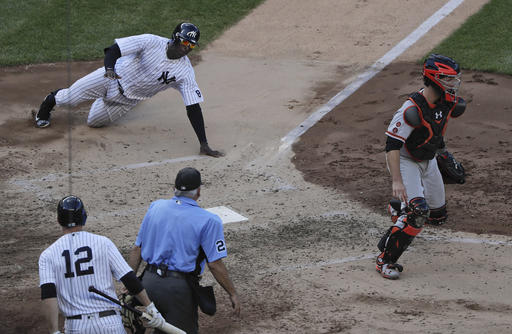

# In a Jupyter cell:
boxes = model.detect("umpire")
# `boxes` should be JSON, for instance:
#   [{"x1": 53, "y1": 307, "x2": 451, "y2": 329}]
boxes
[{"x1": 128, "y1": 167, "x2": 240, "y2": 333}]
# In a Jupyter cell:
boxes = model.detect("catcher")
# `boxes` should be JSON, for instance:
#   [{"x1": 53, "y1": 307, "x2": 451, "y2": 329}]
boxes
[{"x1": 376, "y1": 54, "x2": 467, "y2": 280}]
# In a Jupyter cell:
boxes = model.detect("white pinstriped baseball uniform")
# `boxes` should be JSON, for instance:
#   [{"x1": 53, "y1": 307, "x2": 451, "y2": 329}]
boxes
[
  {"x1": 39, "y1": 231, "x2": 131, "y2": 333},
  {"x1": 385, "y1": 90, "x2": 445, "y2": 209},
  {"x1": 54, "y1": 34, "x2": 203, "y2": 127}
]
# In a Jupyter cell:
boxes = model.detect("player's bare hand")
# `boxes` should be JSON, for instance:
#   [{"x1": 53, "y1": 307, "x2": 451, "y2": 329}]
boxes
[
  {"x1": 200, "y1": 143, "x2": 225, "y2": 158},
  {"x1": 392, "y1": 181, "x2": 408, "y2": 203},
  {"x1": 104, "y1": 68, "x2": 121, "y2": 80},
  {"x1": 229, "y1": 293, "x2": 241, "y2": 317}
]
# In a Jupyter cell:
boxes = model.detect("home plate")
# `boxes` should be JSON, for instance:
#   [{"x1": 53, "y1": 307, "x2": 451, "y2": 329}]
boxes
[{"x1": 205, "y1": 206, "x2": 248, "y2": 224}]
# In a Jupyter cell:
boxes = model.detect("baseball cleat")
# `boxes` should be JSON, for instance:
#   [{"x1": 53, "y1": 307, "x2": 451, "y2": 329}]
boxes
[
  {"x1": 376, "y1": 263, "x2": 402, "y2": 280},
  {"x1": 36, "y1": 118, "x2": 51, "y2": 128},
  {"x1": 35, "y1": 93, "x2": 56, "y2": 128}
]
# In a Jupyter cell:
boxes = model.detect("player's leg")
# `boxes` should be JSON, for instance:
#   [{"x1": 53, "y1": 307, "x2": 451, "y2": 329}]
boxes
[
  {"x1": 378, "y1": 157, "x2": 426, "y2": 279},
  {"x1": 377, "y1": 197, "x2": 429, "y2": 279},
  {"x1": 35, "y1": 68, "x2": 107, "y2": 128},
  {"x1": 424, "y1": 158, "x2": 448, "y2": 225},
  {"x1": 64, "y1": 317, "x2": 90, "y2": 334},
  {"x1": 385, "y1": 156, "x2": 424, "y2": 222},
  {"x1": 87, "y1": 96, "x2": 137, "y2": 128},
  {"x1": 34, "y1": 89, "x2": 62, "y2": 128},
  {"x1": 95, "y1": 313, "x2": 126, "y2": 334}
]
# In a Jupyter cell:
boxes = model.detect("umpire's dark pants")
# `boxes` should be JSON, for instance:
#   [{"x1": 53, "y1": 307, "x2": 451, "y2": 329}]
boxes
[{"x1": 142, "y1": 271, "x2": 198, "y2": 334}]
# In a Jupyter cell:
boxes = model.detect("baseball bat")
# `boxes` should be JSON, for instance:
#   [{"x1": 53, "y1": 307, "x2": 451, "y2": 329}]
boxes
[{"x1": 88, "y1": 285, "x2": 186, "y2": 334}]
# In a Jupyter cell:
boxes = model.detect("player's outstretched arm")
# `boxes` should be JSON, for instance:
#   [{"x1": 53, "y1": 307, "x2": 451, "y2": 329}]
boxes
[{"x1": 186, "y1": 104, "x2": 224, "y2": 157}]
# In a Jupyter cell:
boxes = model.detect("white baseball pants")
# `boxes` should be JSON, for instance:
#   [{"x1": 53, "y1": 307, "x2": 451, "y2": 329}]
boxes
[
  {"x1": 399, "y1": 154, "x2": 446, "y2": 210},
  {"x1": 64, "y1": 312, "x2": 126, "y2": 334},
  {"x1": 54, "y1": 68, "x2": 138, "y2": 127}
]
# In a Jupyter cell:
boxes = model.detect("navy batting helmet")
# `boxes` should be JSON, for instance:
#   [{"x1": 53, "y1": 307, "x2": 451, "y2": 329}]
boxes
[
  {"x1": 423, "y1": 54, "x2": 461, "y2": 103},
  {"x1": 57, "y1": 195, "x2": 87, "y2": 227},
  {"x1": 172, "y1": 22, "x2": 200, "y2": 45}
]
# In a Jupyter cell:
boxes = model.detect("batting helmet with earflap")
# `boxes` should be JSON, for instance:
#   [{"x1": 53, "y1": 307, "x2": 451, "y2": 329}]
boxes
[
  {"x1": 172, "y1": 22, "x2": 200, "y2": 45},
  {"x1": 57, "y1": 195, "x2": 87, "y2": 227},
  {"x1": 423, "y1": 54, "x2": 461, "y2": 103}
]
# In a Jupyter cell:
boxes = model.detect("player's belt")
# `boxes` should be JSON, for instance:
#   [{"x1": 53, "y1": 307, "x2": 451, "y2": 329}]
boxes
[
  {"x1": 145, "y1": 263, "x2": 188, "y2": 279},
  {"x1": 66, "y1": 309, "x2": 117, "y2": 320}
]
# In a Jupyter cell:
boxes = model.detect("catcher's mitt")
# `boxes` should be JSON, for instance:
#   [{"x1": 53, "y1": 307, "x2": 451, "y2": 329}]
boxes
[
  {"x1": 118, "y1": 293, "x2": 145, "y2": 334},
  {"x1": 436, "y1": 151, "x2": 466, "y2": 184}
]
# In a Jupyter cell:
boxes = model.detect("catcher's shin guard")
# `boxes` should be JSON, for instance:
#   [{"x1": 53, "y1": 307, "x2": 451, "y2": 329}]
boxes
[
  {"x1": 377, "y1": 219, "x2": 422, "y2": 264},
  {"x1": 427, "y1": 204, "x2": 447, "y2": 225},
  {"x1": 387, "y1": 199, "x2": 405, "y2": 223}
]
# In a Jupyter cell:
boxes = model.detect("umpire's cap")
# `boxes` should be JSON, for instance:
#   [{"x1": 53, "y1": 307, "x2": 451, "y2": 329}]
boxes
[
  {"x1": 57, "y1": 195, "x2": 87, "y2": 227},
  {"x1": 175, "y1": 167, "x2": 201, "y2": 191}
]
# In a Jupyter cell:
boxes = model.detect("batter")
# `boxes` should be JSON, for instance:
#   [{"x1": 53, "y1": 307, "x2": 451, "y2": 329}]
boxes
[{"x1": 38, "y1": 195, "x2": 164, "y2": 333}]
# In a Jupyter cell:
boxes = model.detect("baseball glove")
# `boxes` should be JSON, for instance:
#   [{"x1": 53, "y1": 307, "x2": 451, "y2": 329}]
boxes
[
  {"x1": 118, "y1": 293, "x2": 145, "y2": 334},
  {"x1": 436, "y1": 151, "x2": 466, "y2": 184}
]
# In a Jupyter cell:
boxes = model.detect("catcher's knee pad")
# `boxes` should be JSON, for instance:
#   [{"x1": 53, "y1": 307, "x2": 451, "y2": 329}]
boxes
[
  {"x1": 377, "y1": 218, "x2": 422, "y2": 264},
  {"x1": 405, "y1": 197, "x2": 430, "y2": 228},
  {"x1": 427, "y1": 204, "x2": 447, "y2": 225}
]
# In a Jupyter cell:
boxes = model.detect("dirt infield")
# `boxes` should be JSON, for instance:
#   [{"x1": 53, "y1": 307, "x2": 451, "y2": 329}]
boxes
[
  {"x1": 293, "y1": 63, "x2": 512, "y2": 236},
  {"x1": 2, "y1": 0, "x2": 511, "y2": 333}
]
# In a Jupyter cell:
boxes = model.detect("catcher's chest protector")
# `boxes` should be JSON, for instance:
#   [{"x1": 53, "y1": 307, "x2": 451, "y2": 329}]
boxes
[{"x1": 405, "y1": 92, "x2": 454, "y2": 161}]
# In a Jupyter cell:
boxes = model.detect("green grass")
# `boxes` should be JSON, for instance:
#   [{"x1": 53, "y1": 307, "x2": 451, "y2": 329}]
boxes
[
  {"x1": 0, "y1": 0, "x2": 264, "y2": 66},
  {"x1": 2, "y1": 0, "x2": 511, "y2": 75},
  {"x1": 428, "y1": 0, "x2": 512, "y2": 75}
]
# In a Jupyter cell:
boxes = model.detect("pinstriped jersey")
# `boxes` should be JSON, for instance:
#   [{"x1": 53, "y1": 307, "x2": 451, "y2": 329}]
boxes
[
  {"x1": 38, "y1": 231, "x2": 131, "y2": 317},
  {"x1": 114, "y1": 34, "x2": 204, "y2": 105}
]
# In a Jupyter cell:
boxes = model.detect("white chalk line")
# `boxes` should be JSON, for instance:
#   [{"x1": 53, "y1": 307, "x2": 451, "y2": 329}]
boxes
[
  {"x1": 10, "y1": 155, "x2": 205, "y2": 186},
  {"x1": 262, "y1": 234, "x2": 512, "y2": 274},
  {"x1": 278, "y1": 0, "x2": 465, "y2": 155}
]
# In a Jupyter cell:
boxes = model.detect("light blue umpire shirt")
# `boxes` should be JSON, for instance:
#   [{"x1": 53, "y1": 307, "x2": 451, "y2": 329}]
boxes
[{"x1": 135, "y1": 196, "x2": 227, "y2": 274}]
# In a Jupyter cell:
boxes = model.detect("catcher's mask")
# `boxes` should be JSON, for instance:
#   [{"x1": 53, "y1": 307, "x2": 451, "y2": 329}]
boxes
[
  {"x1": 406, "y1": 197, "x2": 430, "y2": 228},
  {"x1": 423, "y1": 54, "x2": 461, "y2": 103},
  {"x1": 172, "y1": 22, "x2": 200, "y2": 48},
  {"x1": 57, "y1": 195, "x2": 87, "y2": 227}
]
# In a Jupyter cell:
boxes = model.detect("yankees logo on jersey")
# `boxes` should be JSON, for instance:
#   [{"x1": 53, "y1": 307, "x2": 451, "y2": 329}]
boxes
[
  {"x1": 434, "y1": 111, "x2": 443, "y2": 120},
  {"x1": 157, "y1": 71, "x2": 176, "y2": 84}
]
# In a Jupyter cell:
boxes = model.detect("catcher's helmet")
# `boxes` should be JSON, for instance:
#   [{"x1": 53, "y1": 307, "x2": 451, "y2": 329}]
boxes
[
  {"x1": 57, "y1": 195, "x2": 87, "y2": 227},
  {"x1": 423, "y1": 54, "x2": 461, "y2": 103},
  {"x1": 172, "y1": 22, "x2": 200, "y2": 45}
]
